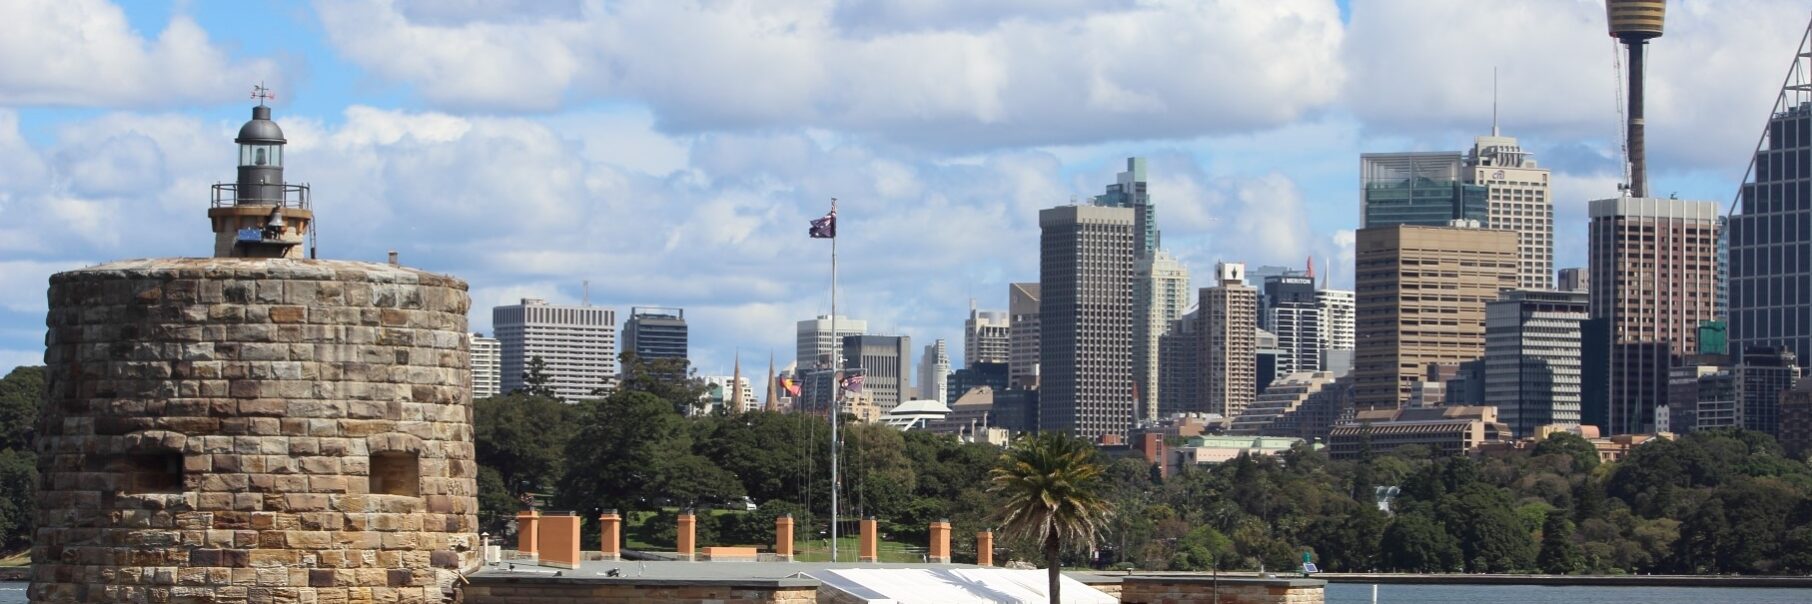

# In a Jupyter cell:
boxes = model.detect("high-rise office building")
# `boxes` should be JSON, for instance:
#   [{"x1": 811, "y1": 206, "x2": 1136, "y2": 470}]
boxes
[
  {"x1": 844, "y1": 335, "x2": 911, "y2": 411},
  {"x1": 796, "y1": 315, "x2": 867, "y2": 372},
  {"x1": 965, "y1": 306, "x2": 1011, "y2": 368},
  {"x1": 1485, "y1": 290, "x2": 1589, "y2": 437},
  {"x1": 1317, "y1": 288, "x2": 1355, "y2": 355},
  {"x1": 468, "y1": 333, "x2": 501, "y2": 399},
  {"x1": 1008, "y1": 283, "x2": 1042, "y2": 390},
  {"x1": 1360, "y1": 152, "x2": 1489, "y2": 228},
  {"x1": 1136, "y1": 250, "x2": 1191, "y2": 420},
  {"x1": 1094, "y1": 157, "x2": 1157, "y2": 259},
  {"x1": 1731, "y1": 101, "x2": 1812, "y2": 362},
  {"x1": 1157, "y1": 310, "x2": 1200, "y2": 416},
  {"x1": 494, "y1": 298, "x2": 617, "y2": 402},
  {"x1": 622, "y1": 306, "x2": 688, "y2": 373},
  {"x1": 1557, "y1": 267, "x2": 1589, "y2": 293},
  {"x1": 1354, "y1": 225, "x2": 1518, "y2": 411},
  {"x1": 1464, "y1": 132, "x2": 1554, "y2": 290},
  {"x1": 1589, "y1": 197, "x2": 1719, "y2": 434},
  {"x1": 1262, "y1": 272, "x2": 1322, "y2": 378},
  {"x1": 1738, "y1": 346, "x2": 1801, "y2": 435},
  {"x1": 919, "y1": 339, "x2": 951, "y2": 404},
  {"x1": 1038, "y1": 205, "x2": 1135, "y2": 439},
  {"x1": 1201, "y1": 263, "x2": 1259, "y2": 418},
  {"x1": 701, "y1": 375, "x2": 756, "y2": 414}
]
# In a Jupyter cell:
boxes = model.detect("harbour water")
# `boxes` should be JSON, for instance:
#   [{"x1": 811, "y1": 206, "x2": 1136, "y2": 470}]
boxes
[{"x1": 6, "y1": 581, "x2": 1812, "y2": 602}]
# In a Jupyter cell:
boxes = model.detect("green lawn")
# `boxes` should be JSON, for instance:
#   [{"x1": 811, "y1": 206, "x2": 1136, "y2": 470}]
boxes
[{"x1": 621, "y1": 508, "x2": 928, "y2": 562}]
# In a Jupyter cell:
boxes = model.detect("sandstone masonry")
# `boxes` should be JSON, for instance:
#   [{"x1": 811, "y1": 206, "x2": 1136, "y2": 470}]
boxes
[{"x1": 31, "y1": 258, "x2": 479, "y2": 604}]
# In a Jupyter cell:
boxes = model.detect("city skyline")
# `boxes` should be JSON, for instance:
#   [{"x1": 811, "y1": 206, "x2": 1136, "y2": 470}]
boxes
[{"x1": 1, "y1": 1, "x2": 1809, "y2": 377}]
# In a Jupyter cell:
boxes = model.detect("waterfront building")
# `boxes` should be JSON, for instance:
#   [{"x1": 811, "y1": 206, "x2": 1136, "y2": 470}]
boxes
[
  {"x1": 1485, "y1": 290, "x2": 1589, "y2": 437},
  {"x1": 495, "y1": 298, "x2": 617, "y2": 402},
  {"x1": 1038, "y1": 205, "x2": 1135, "y2": 438},
  {"x1": 468, "y1": 332, "x2": 501, "y2": 399},
  {"x1": 1353, "y1": 224, "x2": 1518, "y2": 411},
  {"x1": 1588, "y1": 197, "x2": 1720, "y2": 434}
]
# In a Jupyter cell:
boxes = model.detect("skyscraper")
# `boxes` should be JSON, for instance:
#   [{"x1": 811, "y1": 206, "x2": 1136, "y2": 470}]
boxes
[
  {"x1": 1261, "y1": 271, "x2": 1321, "y2": 378},
  {"x1": 1731, "y1": 100, "x2": 1812, "y2": 362},
  {"x1": 468, "y1": 333, "x2": 501, "y2": 399},
  {"x1": 1354, "y1": 225, "x2": 1517, "y2": 411},
  {"x1": 919, "y1": 339, "x2": 951, "y2": 404},
  {"x1": 1465, "y1": 132, "x2": 1554, "y2": 290},
  {"x1": 1008, "y1": 282, "x2": 1042, "y2": 390},
  {"x1": 1201, "y1": 263, "x2": 1259, "y2": 418},
  {"x1": 796, "y1": 315, "x2": 868, "y2": 372},
  {"x1": 622, "y1": 306, "x2": 688, "y2": 370},
  {"x1": 1588, "y1": 197, "x2": 1719, "y2": 434},
  {"x1": 964, "y1": 306, "x2": 1011, "y2": 368},
  {"x1": 844, "y1": 334, "x2": 912, "y2": 411},
  {"x1": 1316, "y1": 288, "x2": 1356, "y2": 357},
  {"x1": 1039, "y1": 205, "x2": 1135, "y2": 439},
  {"x1": 1485, "y1": 290, "x2": 1589, "y2": 437},
  {"x1": 1094, "y1": 157, "x2": 1157, "y2": 259},
  {"x1": 1557, "y1": 267, "x2": 1590, "y2": 293},
  {"x1": 1136, "y1": 250, "x2": 1191, "y2": 420},
  {"x1": 1157, "y1": 310, "x2": 1200, "y2": 416},
  {"x1": 494, "y1": 298, "x2": 617, "y2": 402},
  {"x1": 1359, "y1": 152, "x2": 1489, "y2": 228}
]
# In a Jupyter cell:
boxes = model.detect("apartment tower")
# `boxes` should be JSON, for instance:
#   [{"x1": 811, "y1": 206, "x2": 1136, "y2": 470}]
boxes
[
  {"x1": 1485, "y1": 290, "x2": 1589, "y2": 437},
  {"x1": 494, "y1": 298, "x2": 617, "y2": 401},
  {"x1": 1039, "y1": 205, "x2": 1135, "y2": 438}
]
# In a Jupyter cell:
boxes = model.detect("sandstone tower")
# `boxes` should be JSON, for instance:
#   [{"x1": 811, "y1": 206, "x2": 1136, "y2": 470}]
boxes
[{"x1": 30, "y1": 99, "x2": 480, "y2": 603}]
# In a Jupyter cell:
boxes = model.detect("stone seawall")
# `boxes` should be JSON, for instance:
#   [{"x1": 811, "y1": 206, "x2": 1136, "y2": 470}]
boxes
[{"x1": 32, "y1": 258, "x2": 478, "y2": 603}]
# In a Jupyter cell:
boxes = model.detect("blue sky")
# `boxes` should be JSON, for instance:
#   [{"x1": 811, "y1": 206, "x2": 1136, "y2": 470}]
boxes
[{"x1": 0, "y1": 0, "x2": 1805, "y2": 376}]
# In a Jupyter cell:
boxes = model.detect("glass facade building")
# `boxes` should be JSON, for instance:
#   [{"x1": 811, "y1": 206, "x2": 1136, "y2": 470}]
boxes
[
  {"x1": 1731, "y1": 101, "x2": 1812, "y2": 363},
  {"x1": 1360, "y1": 152, "x2": 1489, "y2": 228}
]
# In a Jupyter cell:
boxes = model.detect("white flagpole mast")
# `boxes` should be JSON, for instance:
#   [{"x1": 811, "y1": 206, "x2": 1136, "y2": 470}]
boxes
[{"x1": 828, "y1": 197, "x2": 840, "y2": 563}]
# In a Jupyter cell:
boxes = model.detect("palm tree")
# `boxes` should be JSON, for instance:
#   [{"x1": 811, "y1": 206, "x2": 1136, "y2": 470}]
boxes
[{"x1": 988, "y1": 432, "x2": 1114, "y2": 603}]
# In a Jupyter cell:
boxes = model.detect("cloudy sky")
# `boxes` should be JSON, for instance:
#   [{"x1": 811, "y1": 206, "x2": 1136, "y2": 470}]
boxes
[{"x1": 0, "y1": 0, "x2": 1805, "y2": 376}]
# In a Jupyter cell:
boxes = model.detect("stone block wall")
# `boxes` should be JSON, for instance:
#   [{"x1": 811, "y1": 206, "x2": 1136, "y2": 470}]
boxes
[
  {"x1": 1119, "y1": 575, "x2": 1325, "y2": 604},
  {"x1": 461, "y1": 577, "x2": 820, "y2": 604},
  {"x1": 31, "y1": 258, "x2": 479, "y2": 603}
]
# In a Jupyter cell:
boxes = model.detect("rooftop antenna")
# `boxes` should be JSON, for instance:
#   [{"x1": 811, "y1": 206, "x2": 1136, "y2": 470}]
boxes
[
  {"x1": 1492, "y1": 66, "x2": 1500, "y2": 137},
  {"x1": 582, "y1": 280, "x2": 590, "y2": 306}
]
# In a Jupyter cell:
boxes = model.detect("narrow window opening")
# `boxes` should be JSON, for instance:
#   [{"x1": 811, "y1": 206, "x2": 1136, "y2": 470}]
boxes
[
  {"x1": 370, "y1": 451, "x2": 420, "y2": 496},
  {"x1": 126, "y1": 452, "x2": 184, "y2": 494}
]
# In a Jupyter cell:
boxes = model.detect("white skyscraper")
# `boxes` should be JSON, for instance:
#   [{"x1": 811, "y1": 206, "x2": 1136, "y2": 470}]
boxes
[
  {"x1": 1316, "y1": 288, "x2": 1355, "y2": 356},
  {"x1": 494, "y1": 298, "x2": 616, "y2": 402},
  {"x1": 1136, "y1": 250, "x2": 1191, "y2": 420},
  {"x1": 468, "y1": 333, "x2": 501, "y2": 399},
  {"x1": 964, "y1": 306, "x2": 1010, "y2": 368},
  {"x1": 1465, "y1": 131, "x2": 1554, "y2": 290},
  {"x1": 918, "y1": 339, "x2": 951, "y2": 404},
  {"x1": 701, "y1": 375, "x2": 757, "y2": 414},
  {"x1": 796, "y1": 315, "x2": 868, "y2": 372}
]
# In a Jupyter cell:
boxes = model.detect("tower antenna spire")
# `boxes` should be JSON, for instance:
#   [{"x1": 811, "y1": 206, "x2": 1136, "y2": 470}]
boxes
[{"x1": 1492, "y1": 67, "x2": 1499, "y2": 137}]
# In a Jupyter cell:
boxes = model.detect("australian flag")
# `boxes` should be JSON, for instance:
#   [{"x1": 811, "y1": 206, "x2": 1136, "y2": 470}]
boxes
[
  {"x1": 809, "y1": 210, "x2": 836, "y2": 239},
  {"x1": 840, "y1": 372, "x2": 864, "y2": 393}
]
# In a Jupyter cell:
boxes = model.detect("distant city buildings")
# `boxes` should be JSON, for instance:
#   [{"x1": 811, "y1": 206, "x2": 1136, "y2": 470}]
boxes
[
  {"x1": 844, "y1": 334, "x2": 912, "y2": 411},
  {"x1": 1359, "y1": 152, "x2": 1488, "y2": 228},
  {"x1": 1038, "y1": 204, "x2": 1135, "y2": 439},
  {"x1": 1329, "y1": 405, "x2": 1511, "y2": 459},
  {"x1": 1557, "y1": 267, "x2": 1589, "y2": 293},
  {"x1": 919, "y1": 339, "x2": 951, "y2": 404},
  {"x1": 468, "y1": 333, "x2": 501, "y2": 399},
  {"x1": 1316, "y1": 288, "x2": 1356, "y2": 359},
  {"x1": 1157, "y1": 309, "x2": 1200, "y2": 416},
  {"x1": 622, "y1": 306, "x2": 688, "y2": 369},
  {"x1": 1200, "y1": 263, "x2": 1258, "y2": 418},
  {"x1": 1354, "y1": 224, "x2": 1518, "y2": 411},
  {"x1": 1485, "y1": 290, "x2": 1589, "y2": 437},
  {"x1": 1261, "y1": 269, "x2": 1321, "y2": 379},
  {"x1": 701, "y1": 375, "x2": 756, "y2": 414},
  {"x1": 494, "y1": 298, "x2": 617, "y2": 402},
  {"x1": 1007, "y1": 282, "x2": 1042, "y2": 390},
  {"x1": 1588, "y1": 197, "x2": 1719, "y2": 434},
  {"x1": 964, "y1": 306, "x2": 1010, "y2": 368},
  {"x1": 1465, "y1": 131, "x2": 1554, "y2": 290},
  {"x1": 1731, "y1": 101, "x2": 1812, "y2": 363},
  {"x1": 1136, "y1": 250, "x2": 1190, "y2": 420},
  {"x1": 797, "y1": 315, "x2": 868, "y2": 372}
]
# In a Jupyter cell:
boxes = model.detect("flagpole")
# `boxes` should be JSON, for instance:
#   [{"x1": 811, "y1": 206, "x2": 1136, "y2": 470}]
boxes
[{"x1": 828, "y1": 197, "x2": 840, "y2": 563}]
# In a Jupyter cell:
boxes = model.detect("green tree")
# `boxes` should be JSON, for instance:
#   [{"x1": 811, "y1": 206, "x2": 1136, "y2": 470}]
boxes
[
  {"x1": 0, "y1": 447, "x2": 34, "y2": 549},
  {"x1": 520, "y1": 356, "x2": 556, "y2": 398},
  {"x1": 474, "y1": 393, "x2": 579, "y2": 496},
  {"x1": 1439, "y1": 483, "x2": 1537, "y2": 572},
  {"x1": 1532, "y1": 432, "x2": 1601, "y2": 472},
  {"x1": 555, "y1": 391, "x2": 689, "y2": 513},
  {"x1": 1380, "y1": 512, "x2": 1461, "y2": 572},
  {"x1": 1537, "y1": 509, "x2": 1585, "y2": 574},
  {"x1": 617, "y1": 352, "x2": 710, "y2": 414},
  {"x1": 989, "y1": 433, "x2": 1114, "y2": 604}
]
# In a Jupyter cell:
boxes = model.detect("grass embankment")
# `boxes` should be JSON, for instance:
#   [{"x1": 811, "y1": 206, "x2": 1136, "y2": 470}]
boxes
[{"x1": 623, "y1": 509, "x2": 927, "y2": 563}]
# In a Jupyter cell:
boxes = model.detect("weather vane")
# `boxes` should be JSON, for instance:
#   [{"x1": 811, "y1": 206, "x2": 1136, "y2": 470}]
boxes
[{"x1": 251, "y1": 82, "x2": 275, "y2": 106}]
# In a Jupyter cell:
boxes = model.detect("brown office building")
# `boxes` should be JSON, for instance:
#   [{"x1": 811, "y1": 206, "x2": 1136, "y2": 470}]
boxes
[
  {"x1": 1354, "y1": 224, "x2": 1518, "y2": 411},
  {"x1": 1588, "y1": 197, "x2": 1719, "y2": 434}
]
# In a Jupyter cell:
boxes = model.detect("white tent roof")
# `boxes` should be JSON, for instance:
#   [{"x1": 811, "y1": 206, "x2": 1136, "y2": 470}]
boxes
[{"x1": 801, "y1": 568, "x2": 1117, "y2": 604}]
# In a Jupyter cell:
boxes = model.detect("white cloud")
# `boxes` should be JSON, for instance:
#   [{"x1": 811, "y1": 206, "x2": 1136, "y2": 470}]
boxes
[
  {"x1": 0, "y1": 0, "x2": 283, "y2": 107},
  {"x1": 312, "y1": 0, "x2": 1345, "y2": 148},
  {"x1": 0, "y1": 259, "x2": 90, "y2": 313}
]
